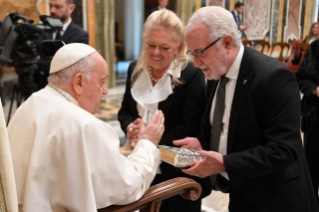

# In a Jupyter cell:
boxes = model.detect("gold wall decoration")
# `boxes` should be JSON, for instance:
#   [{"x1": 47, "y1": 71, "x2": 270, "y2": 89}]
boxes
[{"x1": 0, "y1": 0, "x2": 40, "y2": 23}]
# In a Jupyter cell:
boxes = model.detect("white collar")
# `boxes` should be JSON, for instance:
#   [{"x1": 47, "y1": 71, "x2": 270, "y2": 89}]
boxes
[
  {"x1": 46, "y1": 83, "x2": 80, "y2": 107},
  {"x1": 131, "y1": 62, "x2": 180, "y2": 123},
  {"x1": 158, "y1": 6, "x2": 166, "y2": 10},
  {"x1": 131, "y1": 66, "x2": 174, "y2": 104},
  {"x1": 233, "y1": 10, "x2": 238, "y2": 16},
  {"x1": 62, "y1": 18, "x2": 72, "y2": 32},
  {"x1": 225, "y1": 44, "x2": 244, "y2": 80}
]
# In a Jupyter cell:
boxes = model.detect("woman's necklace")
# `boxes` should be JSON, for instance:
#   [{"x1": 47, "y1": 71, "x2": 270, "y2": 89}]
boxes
[{"x1": 149, "y1": 66, "x2": 163, "y2": 82}]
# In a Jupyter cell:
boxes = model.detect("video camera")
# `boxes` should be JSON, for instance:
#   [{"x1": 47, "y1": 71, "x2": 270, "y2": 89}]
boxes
[
  {"x1": 0, "y1": 12, "x2": 64, "y2": 68},
  {"x1": 0, "y1": 12, "x2": 64, "y2": 123},
  {"x1": 0, "y1": 12, "x2": 64, "y2": 90}
]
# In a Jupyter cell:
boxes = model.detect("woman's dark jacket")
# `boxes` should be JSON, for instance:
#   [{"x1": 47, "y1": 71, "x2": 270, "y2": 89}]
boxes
[
  {"x1": 296, "y1": 39, "x2": 319, "y2": 132},
  {"x1": 118, "y1": 60, "x2": 211, "y2": 198}
]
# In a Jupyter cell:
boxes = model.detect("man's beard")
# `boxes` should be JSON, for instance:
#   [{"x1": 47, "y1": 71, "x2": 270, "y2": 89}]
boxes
[
  {"x1": 51, "y1": 12, "x2": 68, "y2": 23},
  {"x1": 199, "y1": 55, "x2": 228, "y2": 80}
]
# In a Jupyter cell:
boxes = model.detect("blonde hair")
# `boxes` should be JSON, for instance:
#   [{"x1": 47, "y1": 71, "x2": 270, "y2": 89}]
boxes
[
  {"x1": 305, "y1": 22, "x2": 319, "y2": 44},
  {"x1": 131, "y1": 10, "x2": 188, "y2": 85}
]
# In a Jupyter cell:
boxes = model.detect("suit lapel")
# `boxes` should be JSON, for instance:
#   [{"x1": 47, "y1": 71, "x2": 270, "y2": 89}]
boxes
[
  {"x1": 158, "y1": 82, "x2": 175, "y2": 116},
  {"x1": 62, "y1": 21, "x2": 75, "y2": 43},
  {"x1": 227, "y1": 47, "x2": 255, "y2": 152}
]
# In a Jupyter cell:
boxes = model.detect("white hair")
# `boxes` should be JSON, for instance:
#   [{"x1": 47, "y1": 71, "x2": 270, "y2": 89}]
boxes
[
  {"x1": 186, "y1": 6, "x2": 242, "y2": 47},
  {"x1": 48, "y1": 53, "x2": 96, "y2": 86}
]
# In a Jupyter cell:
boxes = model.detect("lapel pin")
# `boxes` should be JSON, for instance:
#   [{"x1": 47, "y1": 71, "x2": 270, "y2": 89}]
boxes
[{"x1": 243, "y1": 79, "x2": 247, "y2": 85}]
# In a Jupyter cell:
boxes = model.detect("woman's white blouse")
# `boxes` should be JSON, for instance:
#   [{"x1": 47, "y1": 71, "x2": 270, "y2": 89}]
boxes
[{"x1": 131, "y1": 65, "x2": 180, "y2": 124}]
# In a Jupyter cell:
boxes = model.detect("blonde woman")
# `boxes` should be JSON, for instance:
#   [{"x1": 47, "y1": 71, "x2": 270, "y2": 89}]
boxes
[
  {"x1": 305, "y1": 22, "x2": 319, "y2": 44},
  {"x1": 286, "y1": 22, "x2": 319, "y2": 65},
  {"x1": 118, "y1": 10, "x2": 211, "y2": 212}
]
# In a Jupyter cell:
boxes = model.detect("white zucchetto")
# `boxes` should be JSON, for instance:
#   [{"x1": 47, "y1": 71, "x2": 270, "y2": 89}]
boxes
[{"x1": 50, "y1": 43, "x2": 96, "y2": 74}]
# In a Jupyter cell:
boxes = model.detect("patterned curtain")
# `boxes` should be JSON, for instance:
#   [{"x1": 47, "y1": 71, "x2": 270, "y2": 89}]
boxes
[{"x1": 175, "y1": 0, "x2": 197, "y2": 27}]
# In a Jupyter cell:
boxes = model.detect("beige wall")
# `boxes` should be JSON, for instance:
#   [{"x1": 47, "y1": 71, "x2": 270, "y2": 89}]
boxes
[{"x1": 0, "y1": 0, "x2": 45, "y2": 23}]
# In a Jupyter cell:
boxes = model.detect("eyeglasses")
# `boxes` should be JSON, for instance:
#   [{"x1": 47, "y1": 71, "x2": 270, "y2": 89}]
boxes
[{"x1": 186, "y1": 37, "x2": 223, "y2": 58}]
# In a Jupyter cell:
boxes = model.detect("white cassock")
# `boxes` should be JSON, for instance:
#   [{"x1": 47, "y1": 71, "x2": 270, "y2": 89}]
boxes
[{"x1": 7, "y1": 85, "x2": 161, "y2": 212}]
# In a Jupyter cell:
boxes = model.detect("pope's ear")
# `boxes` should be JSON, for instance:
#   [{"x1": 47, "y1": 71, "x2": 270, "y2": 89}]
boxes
[{"x1": 73, "y1": 73, "x2": 84, "y2": 95}]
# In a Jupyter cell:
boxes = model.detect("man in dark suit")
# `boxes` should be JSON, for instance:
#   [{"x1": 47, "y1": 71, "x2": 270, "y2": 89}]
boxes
[
  {"x1": 35, "y1": 0, "x2": 89, "y2": 89},
  {"x1": 174, "y1": 6, "x2": 319, "y2": 212},
  {"x1": 150, "y1": 0, "x2": 169, "y2": 14},
  {"x1": 231, "y1": 2, "x2": 246, "y2": 33}
]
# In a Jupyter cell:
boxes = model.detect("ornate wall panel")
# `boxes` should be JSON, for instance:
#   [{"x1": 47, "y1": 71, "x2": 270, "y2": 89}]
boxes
[
  {"x1": 206, "y1": 0, "x2": 224, "y2": 7},
  {"x1": 271, "y1": 0, "x2": 280, "y2": 43},
  {"x1": 203, "y1": 0, "x2": 316, "y2": 44},
  {"x1": 0, "y1": 0, "x2": 40, "y2": 23},
  {"x1": 284, "y1": 0, "x2": 302, "y2": 42},
  {"x1": 244, "y1": 0, "x2": 271, "y2": 40}
]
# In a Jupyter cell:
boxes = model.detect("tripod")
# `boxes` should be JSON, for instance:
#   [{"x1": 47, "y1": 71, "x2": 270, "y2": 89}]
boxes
[{"x1": 7, "y1": 64, "x2": 38, "y2": 125}]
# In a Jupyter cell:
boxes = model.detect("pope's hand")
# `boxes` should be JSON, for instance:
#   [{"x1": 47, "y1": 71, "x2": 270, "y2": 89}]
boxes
[
  {"x1": 139, "y1": 110, "x2": 165, "y2": 146},
  {"x1": 173, "y1": 137, "x2": 203, "y2": 151}
]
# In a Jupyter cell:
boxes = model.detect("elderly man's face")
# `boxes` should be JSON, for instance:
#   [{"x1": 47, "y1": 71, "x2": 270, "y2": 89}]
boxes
[
  {"x1": 80, "y1": 54, "x2": 108, "y2": 114},
  {"x1": 186, "y1": 24, "x2": 229, "y2": 80},
  {"x1": 50, "y1": 0, "x2": 74, "y2": 24}
]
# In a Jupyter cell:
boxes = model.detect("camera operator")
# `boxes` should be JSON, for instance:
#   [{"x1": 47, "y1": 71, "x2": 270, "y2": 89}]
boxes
[{"x1": 35, "y1": 0, "x2": 89, "y2": 90}]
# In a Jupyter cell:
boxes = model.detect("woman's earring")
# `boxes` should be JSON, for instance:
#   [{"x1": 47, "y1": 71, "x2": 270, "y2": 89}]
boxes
[{"x1": 174, "y1": 54, "x2": 178, "y2": 63}]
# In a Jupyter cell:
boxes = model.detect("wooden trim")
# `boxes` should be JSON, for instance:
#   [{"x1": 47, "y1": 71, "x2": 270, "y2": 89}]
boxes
[
  {"x1": 87, "y1": 0, "x2": 96, "y2": 48},
  {"x1": 303, "y1": 0, "x2": 310, "y2": 40},
  {"x1": 276, "y1": 0, "x2": 284, "y2": 42},
  {"x1": 98, "y1": 177, "x2": 202, "y2": 212}
]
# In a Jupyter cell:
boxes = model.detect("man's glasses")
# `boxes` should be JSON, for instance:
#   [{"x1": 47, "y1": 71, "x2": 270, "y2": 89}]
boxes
[{"x1": 187, "y1": 37, "x2": 223, "y2": 58}]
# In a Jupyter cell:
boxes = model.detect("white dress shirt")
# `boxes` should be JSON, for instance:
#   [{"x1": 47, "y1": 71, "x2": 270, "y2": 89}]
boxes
[
  {"x1": 209, "y1": 44, "x2": 244, "y2": 179},
  {"x1": 158, "y1": 6, "x2": 166, "y2": 10},
  {"x1": 53, "y1": 18, "x2": 72, "y2": 40}
]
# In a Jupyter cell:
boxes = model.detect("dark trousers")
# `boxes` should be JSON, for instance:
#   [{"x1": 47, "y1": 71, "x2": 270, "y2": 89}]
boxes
[
  {"x1": 151, "y1": 174, "x2": 202, "y2": 212},
  {"x1": 229, "y1": 189, "x2": 260, "y2": 212},
  {"x1": 304, "y1": 129, "x2": 319, "y2": 204}
]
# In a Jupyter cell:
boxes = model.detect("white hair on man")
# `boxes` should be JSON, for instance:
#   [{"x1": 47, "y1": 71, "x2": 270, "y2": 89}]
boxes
[
  {"x1": 186, "y1": 6, "x2": 242, "y2": 47},
  {"x1": 48, "y1": 54, "x2": 95, "y2": 86}
]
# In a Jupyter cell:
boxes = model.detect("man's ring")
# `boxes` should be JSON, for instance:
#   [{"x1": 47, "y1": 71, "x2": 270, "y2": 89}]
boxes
[
  {"x1": 196, "y1": 174, "x2": 201, "y2": 178},
  {"x1": 160, "y1": 125, "x2": 164, "y2": 129},
  {"x1": 131, "y1": 142, "x2": 136, "y2": 148},
  {"x1": 129, "y1": 127, "x2": 133, "y2": 132}
]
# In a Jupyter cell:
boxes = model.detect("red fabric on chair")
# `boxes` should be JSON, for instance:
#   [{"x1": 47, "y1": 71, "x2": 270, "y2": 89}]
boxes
[{"x1": 286, "y1": 64, "x2": 299, "y2": 73}]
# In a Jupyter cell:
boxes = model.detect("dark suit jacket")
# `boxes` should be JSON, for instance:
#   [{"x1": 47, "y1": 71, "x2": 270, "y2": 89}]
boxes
[
  {"x1": 118, "y1": 61, "x2": 211, "y2": 199},
  {"x1": 35, "y1": 21, "x2": 89, "y2": 89},
  {"x1": 200, "y1": 46, "x2": 318, "y2": 211},
  {"x1": 38, "y1": 20, "x2": 89, "y2": 44},
  {"x1": 150, "y1": 7, "x2": 159, "y2": 14}
]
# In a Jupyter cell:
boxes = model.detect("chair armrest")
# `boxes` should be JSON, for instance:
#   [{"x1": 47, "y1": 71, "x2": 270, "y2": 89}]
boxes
[{"x1": 97, "y1": 177, "x2": 202, "y2": 212}]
